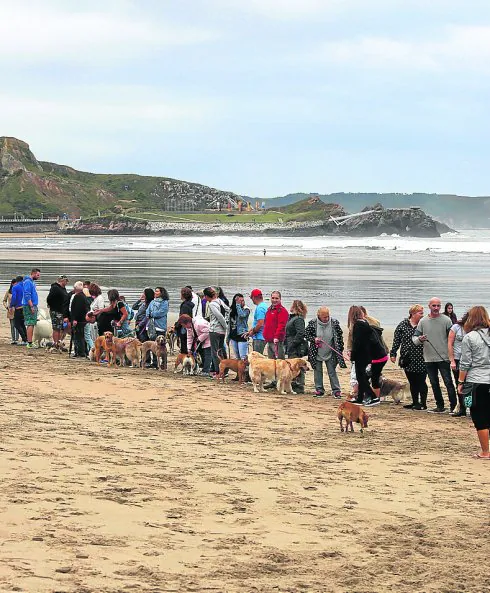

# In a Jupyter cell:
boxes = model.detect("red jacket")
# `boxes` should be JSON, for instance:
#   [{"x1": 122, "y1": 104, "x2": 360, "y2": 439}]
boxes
[{"x1": 263, "y1": 304, "x2": 289, "y2": 342}]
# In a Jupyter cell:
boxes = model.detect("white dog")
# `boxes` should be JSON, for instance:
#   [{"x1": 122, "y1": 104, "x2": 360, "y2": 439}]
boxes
[{"x1": 33, "y1": 308, "x2": 52, "y2": 347}]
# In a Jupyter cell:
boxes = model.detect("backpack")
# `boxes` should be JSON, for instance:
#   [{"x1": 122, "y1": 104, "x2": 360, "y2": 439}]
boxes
[{"x1": 124, "y1": 302, "x2": 135, "y2": 321}]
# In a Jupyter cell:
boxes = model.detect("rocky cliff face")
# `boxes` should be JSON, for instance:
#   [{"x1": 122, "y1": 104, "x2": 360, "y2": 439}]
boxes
[{"x1": 330, "y1": 205, "x2": 441, "y2": 237}]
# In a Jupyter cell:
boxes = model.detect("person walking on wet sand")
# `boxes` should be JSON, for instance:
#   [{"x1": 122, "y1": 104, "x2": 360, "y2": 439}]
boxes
[{"x1": 413, "y1": 297, "x2": 457, "y2": 414}]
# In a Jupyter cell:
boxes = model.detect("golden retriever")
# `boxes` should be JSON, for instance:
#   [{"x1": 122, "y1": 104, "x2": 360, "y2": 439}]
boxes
[
  {"x1": 124, "y1": 338, "x2": 142, "y2": 367},
  {"x1": 249, "y1": 352, "x2": 309, "y2": 394},
  {"x1": 337, "y1": 401, "x2": 369, "y2": 433},
  {"x1": 94, "y1": 332, "x2": 115, "y2": 365}
]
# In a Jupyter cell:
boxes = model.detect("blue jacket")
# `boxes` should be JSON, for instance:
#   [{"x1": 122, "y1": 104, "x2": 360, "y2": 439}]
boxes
[
  {"x1": 22, "y1": 275, "x2": 39, "y2": 307},
  {"x1": 234, "y1": 304, "x2": 250, "y2": 335},
  {"x1": 10, "y1": 283, "x2": 24, "y2": 308},
  {"x1": 146, "y1": 297, "x2": 169, "y2": 331}
]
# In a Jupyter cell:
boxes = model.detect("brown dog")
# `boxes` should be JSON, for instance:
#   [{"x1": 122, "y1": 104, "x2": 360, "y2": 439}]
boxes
[
  {"x1": 174, "y1": 352, "x2": 197, "y2": 375},
  {"x1": 337, "y1": 401, "x2": 369, "y2": 433},
  {"x1": 216, "y1": 357, "x2": 248, "y2": 383},
  {"x1": 166, "y1": 325, "x2": 177, "y2": 355},
  {"x1": 141, "y1": 335, "x2": 167, "y2": 370},
  {"x1": 94, "y1": 331, "x2": 116, "y2": 365}
]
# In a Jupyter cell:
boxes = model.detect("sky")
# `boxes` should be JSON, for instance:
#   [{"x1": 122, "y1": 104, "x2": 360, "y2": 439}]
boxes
[{"x1": 2, "y1": 0, "x2": 490, "y2": 198}]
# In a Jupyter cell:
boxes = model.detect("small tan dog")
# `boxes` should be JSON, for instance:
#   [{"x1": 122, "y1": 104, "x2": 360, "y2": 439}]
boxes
[
  {"x1": 249, "y1": 351, "x2": 309, "y2": 394},
  {"x1": 174, "y1": 352, "x2": 197, "y2": 375},
  {"x1": 379, "y1": 376, "x2": 407, "y2": 404},
  {"x1": 216, "y1": 356, "x2": 248, "y2": 384},
  {"x1": 166, "y1": 325, "x2": 177, "y2": 355},
  {"x1": 337, "y1": 401, "x2": 369, "y2": 433}
]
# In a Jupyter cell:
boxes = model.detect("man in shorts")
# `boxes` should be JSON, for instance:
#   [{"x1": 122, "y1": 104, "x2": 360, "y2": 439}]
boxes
[
  {"x1": 22, "y1": 268, "x2": 41, "y2": 348},
  {"x1": 47, "y1": 274, "x2": 69, "y2": 347}
]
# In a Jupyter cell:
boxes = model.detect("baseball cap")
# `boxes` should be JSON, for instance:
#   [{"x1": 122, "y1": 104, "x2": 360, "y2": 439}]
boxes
[
  {"x1": 250, "y1": 289, "x2": 263, "y2": 298},
  {"x1": 58, "y1": 274, "x2": 69, "y2": 280}
]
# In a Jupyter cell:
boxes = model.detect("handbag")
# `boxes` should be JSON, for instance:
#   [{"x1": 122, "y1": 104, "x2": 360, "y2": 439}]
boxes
[
  {"x1": 460, "y1": 382, "x2": 474, "y2": 408},
  {"x1": 399, "y1": 352, "x2": 411, "y2": 369},
  {"x1": 146, "y1": 317, "x2": 157, "y2": 341}
]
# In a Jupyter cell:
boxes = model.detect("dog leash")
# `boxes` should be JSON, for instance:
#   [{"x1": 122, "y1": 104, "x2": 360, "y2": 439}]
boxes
[
  {"x1": 425, "y1": 338, "x2": 447, "y2": 361},
  {"x1": 316, "y1": 339, "x2": 349, "y2": 361}
]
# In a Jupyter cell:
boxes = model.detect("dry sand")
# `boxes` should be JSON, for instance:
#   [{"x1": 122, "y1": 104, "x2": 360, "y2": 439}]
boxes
[{"x1": 0, "y1": 319, "x2": 489, "y2": 593}]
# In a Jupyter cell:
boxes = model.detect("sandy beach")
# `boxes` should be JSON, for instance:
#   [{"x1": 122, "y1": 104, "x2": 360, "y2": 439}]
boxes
[{"x1": 0, "y1": 314, "x2": 489, "y2": 593}]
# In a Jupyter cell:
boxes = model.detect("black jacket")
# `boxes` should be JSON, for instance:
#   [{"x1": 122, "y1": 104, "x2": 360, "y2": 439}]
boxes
[
  {"x1": 351, "y1": 319, "x2": 386, "y2": 363},
  {"x1": 70, "y1": 292, "x2": 90, "y2": 323},
  {"x1": 285, "y1": 314, "x2": 306, "y2": 356},
  {"x1": 46, "y1": 282, "x2": 68, "y2": 316}
]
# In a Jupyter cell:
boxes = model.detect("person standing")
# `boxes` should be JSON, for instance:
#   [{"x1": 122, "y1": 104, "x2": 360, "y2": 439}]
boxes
[
  {"x1": 413, "y1": 297, "x2": 457, "y2": 413},
  {"x1": 285, "y1": 300, "x2": 308, "y2": 394},
  {"x1": 349, "y1": 306, "x2": 383, "y2": 406},
  {"x1": 176, "y1": 287, "x2": 195, "y2": 354},
  {"x1": 46, "y1": 274, "x2": 69, "y2": 348},
  {"x1": 146, "y1": 286, "x2": 169, "y2": 340},
  {"x1": 448, "y1": 313, "x2": 468, "y2": 417},
  {"x1": 305, "y1": 306, "x2": 346, "y2": 399},
  {"x1": 22, "y1": 268, "x2": 41, "y2": 348},
  {"x1": 3, "y1": 278, "x2": 20, "y2": 344},
  {"x1": 69, "y1": 281, "x2": 90, "y2": 357},
  {"x1": 390, "y1": 304, "x2": 428, "y2": 410},
  {"x1": 10, "y1": 275, "x2": 27, "y2": 344},
  {"x1": 179, "y1": 313, "x2": 212, "y2": 376},
  {"x1": 444, "y1": 303, "x2": 457, "y2": 324},
  {"x1": 457, "y1": 306, "x2": 490, "y2": 459},
  {"x1": 203, "y1": 286, "x2": 229, "y2": 374},
  {"x1": 133, "y1": 288, "x2": 154, "y2": 342},
  {"x1": 263, "y1": 291, "x2": 288, "y2": 360},
  {"x1": 228, "y1": 293, "x2": 250, "y2": 360},
  {"x1": 248, "y1": 289, "x2": 268, "y2": 353}
]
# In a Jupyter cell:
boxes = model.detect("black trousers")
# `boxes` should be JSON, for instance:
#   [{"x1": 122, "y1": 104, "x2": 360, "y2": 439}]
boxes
[
  {"x1": 13, "y1": 308, "x2": 27, "y2": 343},
  {"x1": 355, "y1": 359, "x2": 376, "y2": 402},
  {"x1": 426, "y1": 361, "x2": 457, "y2": 410},
  {"x1": 405, "y1": 370, "x2": 428, "y2": 406},
  {"x1": 73, "y1": 322, "x2": 87, "y2": 357}
]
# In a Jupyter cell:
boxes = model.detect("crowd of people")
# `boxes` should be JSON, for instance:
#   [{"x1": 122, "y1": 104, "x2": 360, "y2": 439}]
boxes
[{"x1": 3, "y1": 270, "x2": 490, "y2": 459}]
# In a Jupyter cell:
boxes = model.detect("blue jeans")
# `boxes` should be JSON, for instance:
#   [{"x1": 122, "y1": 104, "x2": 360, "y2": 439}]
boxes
[
  {"x1": 426, "y1": 361, "x2": 457, "y2": 410},
  {"x1": 229, "y1": 339, "x2": 248, "y2": 359}
]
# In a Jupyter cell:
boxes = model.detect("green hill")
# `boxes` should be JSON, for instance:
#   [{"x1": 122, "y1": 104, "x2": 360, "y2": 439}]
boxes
[{"x1": 0, "y1": 137, "x2": 242, "y2": 217}]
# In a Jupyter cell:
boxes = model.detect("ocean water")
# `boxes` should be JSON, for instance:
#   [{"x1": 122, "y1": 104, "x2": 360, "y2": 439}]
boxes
[{"x1": 1, "y1": 230, "x2": 489, "y2": 326}]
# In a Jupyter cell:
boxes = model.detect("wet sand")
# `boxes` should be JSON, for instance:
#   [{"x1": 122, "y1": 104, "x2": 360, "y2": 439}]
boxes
[{"x1": 0, "y1": 316, "x2": 489, "y2": 593}]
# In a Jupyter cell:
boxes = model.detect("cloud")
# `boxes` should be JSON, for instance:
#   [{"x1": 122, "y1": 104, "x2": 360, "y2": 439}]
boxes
[
  {"x1": 0, "y1": 1, "x2": 217, "y2": 65},
  {"x1": 209, "y1": 0, "x2": 344, "y2": 20},
  {"x1": 314, "y1": 25, "x2": 490, "y2": 72}
]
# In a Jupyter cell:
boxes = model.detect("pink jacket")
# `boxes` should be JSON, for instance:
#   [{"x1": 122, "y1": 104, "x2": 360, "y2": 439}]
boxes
[{"x1": 186, "y1": 317, "x2": 211, "y2": 351}]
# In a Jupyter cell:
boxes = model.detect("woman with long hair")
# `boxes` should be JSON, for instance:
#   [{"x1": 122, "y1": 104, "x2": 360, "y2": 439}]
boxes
[
  {"x1": 146, "y1": 286, "x2": 169, "y2": 339},
  {"x1": 390, "y1": 304, "x2": 428, "y2": 410},
  {"x1": 285, "y1": 300, "x2": 308, "y2": 394},
  {"x1": 133, "y1": 288, "x2": 155, "y2": 342},
  {"x1": 92, "y1": 289, "x2": 128, "y2": 336},
  {"x1": 3, "y1": 278, "x2": 19, "y2": 344},
  {"x1": 458, "y1": 306, "x2": 490, "y2": 459},
  {"x1": 448, "y1": 312, "x2": 469, "y2": 417},
  {"x1": 228, "y1": 293, "x2": 250, "y2": 361},
  {"x1": 444, "y1": 303, "x2": 457, "y2": 324},
  {"x1": 176, "y1": 287, "x2": 195, "y2": 354},
  {"x1": 349, "y1": 305, "x2": 386, "y2": 406}
]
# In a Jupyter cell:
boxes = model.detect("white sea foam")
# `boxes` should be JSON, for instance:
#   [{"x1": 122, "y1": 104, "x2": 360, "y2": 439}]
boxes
[{"x1": 1, "y1": 229, "x2": 490, "y2": 255}]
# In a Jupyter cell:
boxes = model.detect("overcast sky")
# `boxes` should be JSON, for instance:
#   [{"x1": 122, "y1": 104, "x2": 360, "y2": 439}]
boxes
[{"x1": 2, "y1": 0, "x2": 490, "y2": 197}]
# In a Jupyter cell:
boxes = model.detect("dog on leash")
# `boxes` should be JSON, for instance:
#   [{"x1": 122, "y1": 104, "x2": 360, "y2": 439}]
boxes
[
  {"x1": 248, "y1": 351, "x2": 309, "y2": 394},
  {"x1": 379, "y1": 376, "x2": 407, "y2": 404},
  {"x1": 141, "y1": 335, "x2": 167, "y2": 370},
  {"x1": 216, "y1": 356, "x2": 248, "y2": 384},
  {"x1": 94, "y1": 332, "x2": 116, "y2": 365},
  {"x1": 174, "y1": 352, "x2": 198, "y2": 375},
  {"x1": 337, "y1": 401, "x2": 369, "y2": 433}
]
